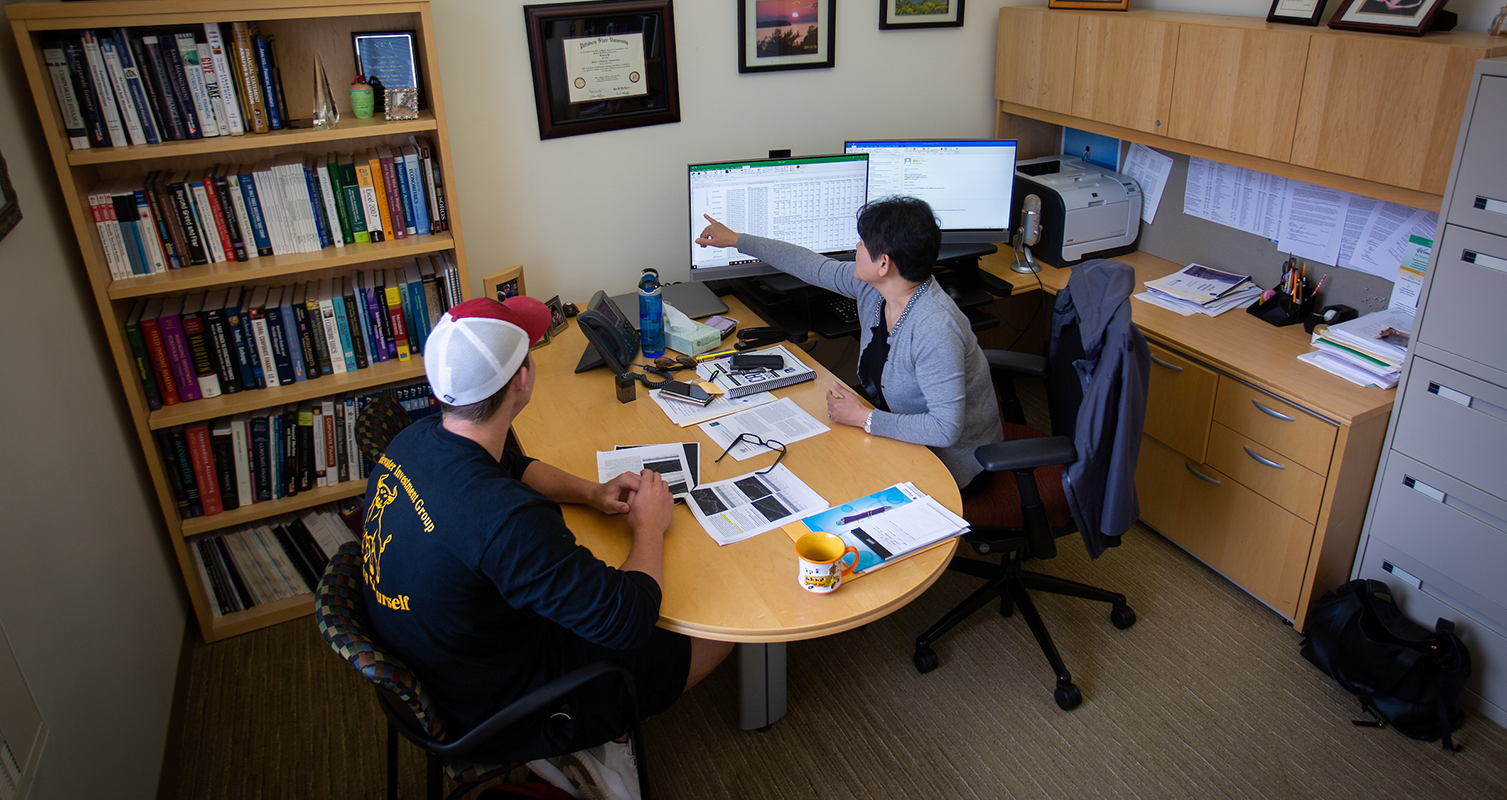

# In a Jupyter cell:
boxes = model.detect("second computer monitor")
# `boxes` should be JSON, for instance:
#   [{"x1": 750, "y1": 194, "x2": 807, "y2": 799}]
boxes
[
  {"x1": 843, "y1": 139, "x2": 1018, "y2": 244},
  {"x1": 689, "y1": 153, "x2": 869, "y2": 282}
]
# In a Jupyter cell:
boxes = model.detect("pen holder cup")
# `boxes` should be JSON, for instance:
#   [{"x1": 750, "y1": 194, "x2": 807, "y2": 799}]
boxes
[{"x1": 1246, "y1": 292, "x2": 1314, "y2": 327}]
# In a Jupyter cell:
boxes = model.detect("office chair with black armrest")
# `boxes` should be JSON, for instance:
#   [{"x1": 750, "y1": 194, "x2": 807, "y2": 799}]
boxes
[
  {"x1": 912, "y1": 259, "x2": 1150, "y2": 711},
  {"x1": 316, "y1": 543, "x2": 651, "y2": 800}
]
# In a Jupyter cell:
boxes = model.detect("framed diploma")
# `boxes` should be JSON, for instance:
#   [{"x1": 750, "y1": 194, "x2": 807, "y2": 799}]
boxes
[
  {"x1": 1267, "y1": 0, "x2": 1328, "y2": 25},
  {"x1": 524, "y1": 0, "x2": 681, "y2": 140}
]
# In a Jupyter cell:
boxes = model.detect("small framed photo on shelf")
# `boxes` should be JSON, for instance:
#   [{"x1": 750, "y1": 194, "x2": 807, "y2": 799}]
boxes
[
  {"x1": 740, "y1": 0, "x2": 836, "y2": 73},
  {"x1": 485, "y1": 265, "x2": 527, "y2": 302},
  {"x1": 385, "y1": 87, "x2": 419, "y2": 120},
  {"x1": 523, "y1": 0, "x2": 681, "y2": 140},
  {"x1": 353, "y1": 31, "x2": 419, "y2": 102},
  {"x1": 880, "y1": 0, "x2": 965, "y2": 30},
  {"x1": 1267, "y1": 0, "x2": 1328, "y2": 26},
  {"x1": 1047, "y1": 0, "x2": 1129, "y2": 9},
  {"x1": 545, "y1": 295, "x2": 569, "y2": 336},
  {"x1": 1328, "y1": 0, "x2": 1450, "y2": 35}
]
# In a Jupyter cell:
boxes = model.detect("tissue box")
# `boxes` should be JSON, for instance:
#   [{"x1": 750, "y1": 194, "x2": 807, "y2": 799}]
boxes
[{"x1": 667, "y1": 319, "x2": 722, "y2": 356}]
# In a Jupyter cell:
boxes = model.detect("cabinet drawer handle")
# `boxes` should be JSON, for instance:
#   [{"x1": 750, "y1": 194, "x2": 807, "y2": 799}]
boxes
[
  {"x1": 1463, "y1": 249, "x2": 1507, "y2": 273},
  {"x1": 1243, "y1": 447, "x2": 1286, "y2": 470},
  {"x1": 1184, "y1": 463, "x2": 1222, "y2": 485},
  {"x1": 1252, "y1": 400, "x2": 1295, "y2": 422},
  {"x1": 1150, "y1": 354, "x2": 1183, "y2": 372}
]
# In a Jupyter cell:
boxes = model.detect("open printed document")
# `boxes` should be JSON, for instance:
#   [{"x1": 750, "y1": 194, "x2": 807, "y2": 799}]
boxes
[
  {"x1": 786, "y1": 482, "x2": 968, "y2": 575},
  {"x1": 699, "y1": 398, "x2": 830, "y2": 460},
  {"x1": 688, "y1": 463, "x2": 829, "y2": 546},
  {"x1": 597, "y1": 443, "x2": 695, "y2": 499},
  {"x1": 650, "y1": 387, "x2": 776, "y2": 427}
]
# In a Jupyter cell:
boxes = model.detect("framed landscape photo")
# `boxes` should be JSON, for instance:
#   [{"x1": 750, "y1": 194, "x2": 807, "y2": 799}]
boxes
[
  {"x1": 1267, "y1": 0, "x2": 1328, "y2": 25},
  {"x1": 1327, "y1": 0, "x2": 1449, "y2": 35},
  {"x1": 739, "y1": 0, "x2": 836, "y2": 73},
  {"x1": 1047, "y1": 0, "x2": 1130, "y2": 10},
  {"x1": 880, "y1": 0, "x2": 965, "y2": 30},
  {"x1": 524, "y1": 0, "x2": 681, "y2": 140}
]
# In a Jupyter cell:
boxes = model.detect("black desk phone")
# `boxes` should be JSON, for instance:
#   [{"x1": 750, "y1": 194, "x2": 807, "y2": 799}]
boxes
[{"x1": 575, "y1": 290, "x2": 638, "y2": 374}]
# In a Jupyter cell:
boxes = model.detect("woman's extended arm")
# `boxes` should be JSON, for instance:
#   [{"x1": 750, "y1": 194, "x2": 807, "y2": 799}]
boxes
[{"x1": 696, "y1": 215, "x2": 867, "y2": 298}]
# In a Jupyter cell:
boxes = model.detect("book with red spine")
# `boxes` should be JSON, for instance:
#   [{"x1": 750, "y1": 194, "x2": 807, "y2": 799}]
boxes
[
  {"x1": 184, "y1": 422, "x2": 224, "y2": 515},
  {"x1": 376, "y1": 146, "x2": 406, "y2": 240},
  {"x1": 198, "y1": 170, "x2": 237, "y2": 261},
  {"x1": 138, "y1": 296, "x2": 180, "y2": 405},
  {"x1": 321, "y1": 398, "x2": 338, "y2": 485}
]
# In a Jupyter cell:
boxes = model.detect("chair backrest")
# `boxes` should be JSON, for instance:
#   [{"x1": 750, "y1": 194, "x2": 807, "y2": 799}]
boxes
[
  {"x1": 1043, "y1": 319, "x2": 1086, "y2": 442},
  {"x1": 356, "y1": 395, "x2": 413, "y2": 465},
  {"x1": 314, "y1": 541, "x2": 446, "y2": 742}
]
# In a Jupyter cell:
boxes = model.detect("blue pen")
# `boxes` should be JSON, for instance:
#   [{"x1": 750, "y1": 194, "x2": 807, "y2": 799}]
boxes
[{"x1": 840, "y1": 506, "x2": 889, "y2": 524}]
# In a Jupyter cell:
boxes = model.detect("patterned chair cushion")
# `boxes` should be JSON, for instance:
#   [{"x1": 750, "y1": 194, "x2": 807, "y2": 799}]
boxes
[{"x1": 356, "y1": 394, "x2": 412, "y2": 465}]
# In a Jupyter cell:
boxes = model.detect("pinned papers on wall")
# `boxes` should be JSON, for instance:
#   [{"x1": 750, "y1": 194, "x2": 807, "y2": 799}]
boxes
[
  {"x1": 1121, "y1": 143, "x2": 1172, "y2": 225},
  {"x1": 1182, "y1": 156, "x2": 1436, "y2": 276}
]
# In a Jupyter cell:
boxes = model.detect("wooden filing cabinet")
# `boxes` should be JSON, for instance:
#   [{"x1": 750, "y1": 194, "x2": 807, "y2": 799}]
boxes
[{"x1": 1354, "y1": 59, "x2": 1507, "y2": 729}]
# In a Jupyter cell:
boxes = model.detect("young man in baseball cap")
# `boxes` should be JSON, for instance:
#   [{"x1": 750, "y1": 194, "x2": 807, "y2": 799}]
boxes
[{"x1": 361, "y1": 296, "x2": 731, "y2": 799}]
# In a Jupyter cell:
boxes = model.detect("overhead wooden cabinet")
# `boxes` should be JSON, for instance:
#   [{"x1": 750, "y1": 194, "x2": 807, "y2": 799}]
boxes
[
  {"x1": 994, "y1": 5, "x2": 1078, "y2": 115},
  {"x1": 1167, "y1": 24, "x2": 1309, "y2": 162},
  {"x1": 1071, "y1": 14, "x2": 1179, "y2": 136},
  {"x1": 1291, "y1": 35, "x2": 1490, "y2": 195}
]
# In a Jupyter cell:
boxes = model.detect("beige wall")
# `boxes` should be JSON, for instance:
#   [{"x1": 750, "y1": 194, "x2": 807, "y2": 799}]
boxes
[
  {"x1": 435, "y1": 0, "x2": 1505, "y2": 305},
  {"x1": 0, "y1": 1, "x2": 186, "y2": 797}
]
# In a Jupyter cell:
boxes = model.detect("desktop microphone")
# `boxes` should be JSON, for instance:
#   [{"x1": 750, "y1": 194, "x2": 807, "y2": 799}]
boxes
[{"x1": 1011, "y1": 194, "x2": 1042, "y2": 274}]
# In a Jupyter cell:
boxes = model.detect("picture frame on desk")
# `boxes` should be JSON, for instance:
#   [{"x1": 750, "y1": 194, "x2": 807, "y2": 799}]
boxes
[
  {"x1": 739, "y1": 0, "x2": 836, "y2": 73},
  {"x1": 523, "y1": 0, "x2": 681, "y2": 140},
  {"x1": 879, "y1": 0, "x2": 965, "y2": 30},
  {"x1": 1047, "y1": 0, "x2": 1129, "y2": 10},
  {"x1": 1327, "y1": 0, "x2": 1450, "y2": 35},
  {"x1": 352, "y1": 31, "x2": 419, "y2": 103},
  {"x1": 484, "y1": 265, "x2": 526, "y2": 302},
  {"x1": 1267, "y1": 0, "x2": 1328, "y2": 26}
]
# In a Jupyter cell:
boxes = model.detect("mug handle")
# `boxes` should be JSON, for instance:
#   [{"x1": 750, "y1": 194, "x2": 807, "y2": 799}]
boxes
[{"x1": 839, "y1": 547, "x2": 859, "y2": 576}]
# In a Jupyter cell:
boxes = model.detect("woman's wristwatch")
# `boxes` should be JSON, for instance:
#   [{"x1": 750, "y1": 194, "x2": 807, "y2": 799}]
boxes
[{"x1": 863, "y1": 410, "x2": 874, "y2": 434}]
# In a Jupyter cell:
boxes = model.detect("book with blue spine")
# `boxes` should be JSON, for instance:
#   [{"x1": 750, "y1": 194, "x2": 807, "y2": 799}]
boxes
[
  {"x1": 281, "y1": 284, "x2": 307, "y2": 382},
  {"x1": 110, "y1": 29, "x2": 159, "y2": 144},
  {"x1": 233, "y1": 165, "x2": 273, "y2": 256},
  {"x1": 254, "y1": 37, "x2": 282, "y2": 130},
  {"x1": 331, "y1": 277, "x2": 358, "y2": 372},
  {"x1": 261, "y1": 286, "x2": 295, "y2": 385},
  {"x1": 401, "y1": 145, "x2": 430, "y2": 236}
]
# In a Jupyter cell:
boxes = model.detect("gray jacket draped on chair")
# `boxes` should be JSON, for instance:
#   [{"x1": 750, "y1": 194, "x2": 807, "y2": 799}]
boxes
[{"x1": 1052, "y1": 259, "x2": 1151, "y2": 559}]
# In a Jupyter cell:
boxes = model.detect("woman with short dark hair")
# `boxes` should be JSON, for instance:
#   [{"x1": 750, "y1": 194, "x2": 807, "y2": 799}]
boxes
[{"x1": 697, "y1": 197, "x2": 1000, "y2": 491}]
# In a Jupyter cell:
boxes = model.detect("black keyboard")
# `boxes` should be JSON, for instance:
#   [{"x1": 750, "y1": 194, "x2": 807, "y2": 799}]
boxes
[{"x1": 823, "y1": 295, "x2": 859, "y2": 324}]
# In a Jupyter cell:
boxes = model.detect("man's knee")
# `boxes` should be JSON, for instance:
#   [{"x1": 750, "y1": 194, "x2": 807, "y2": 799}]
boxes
[{"x1": 684, "y1": 638, "x2": 734, "y2": 692}]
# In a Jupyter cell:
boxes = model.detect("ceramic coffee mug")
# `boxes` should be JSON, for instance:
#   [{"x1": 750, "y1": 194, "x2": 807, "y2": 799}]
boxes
[{"x1": 795, "y1": 531, "x2": 858, "y2": 594}]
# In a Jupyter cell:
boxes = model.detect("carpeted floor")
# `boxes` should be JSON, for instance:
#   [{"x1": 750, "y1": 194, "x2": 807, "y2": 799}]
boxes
[{"x1": 158, "y1": 521, "x2": 1507, "y2": 800}]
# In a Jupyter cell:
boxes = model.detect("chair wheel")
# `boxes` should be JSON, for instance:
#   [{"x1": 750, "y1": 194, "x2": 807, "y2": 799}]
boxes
[
  {"x1": 1110, "y1": 604, "x2": 1137, "y2": 630},
  {"x1": 1054, "y1": 683, "x2": 1082, "y2": 711},
  {"x1": 913, "y1": 645, "x2": 939, "y2": 674}
]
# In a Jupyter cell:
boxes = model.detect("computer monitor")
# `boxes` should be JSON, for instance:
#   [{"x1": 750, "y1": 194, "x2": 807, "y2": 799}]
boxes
[
  {"x1": 843, "y1": 139, "x2": 1018, "y2": 245},
  {"x1": 689, "y1": 153, "x2": 869, "y2": 282}
]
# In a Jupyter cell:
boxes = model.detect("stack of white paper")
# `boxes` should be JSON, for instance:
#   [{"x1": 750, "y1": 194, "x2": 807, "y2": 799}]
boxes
[
  {"x1": 1299, "y1": 310, "x2": 1410, "y2": 389},
  {"x1": 1138, "y1": 263, "x2": 1261, "y2": 317},
  {"x1": 687, "y1": 464, "x2": 829, "y2": 546}
]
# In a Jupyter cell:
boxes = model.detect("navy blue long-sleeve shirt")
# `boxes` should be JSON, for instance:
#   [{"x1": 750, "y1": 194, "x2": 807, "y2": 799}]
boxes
[{"x1": 361, "y1": 416, "x2": 663, "y2": 736}]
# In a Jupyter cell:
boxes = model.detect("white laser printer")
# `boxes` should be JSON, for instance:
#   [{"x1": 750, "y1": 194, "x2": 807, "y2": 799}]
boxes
[{"x1": 1011, "y1": 155, "x2": 1142, "y2": 266}]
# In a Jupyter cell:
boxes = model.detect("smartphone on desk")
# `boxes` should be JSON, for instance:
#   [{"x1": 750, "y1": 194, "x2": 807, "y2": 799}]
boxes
[
  {"x1": 731, "y1": 353, "x2": 783, "y2": 372},
  {"x1": 659, "y1": 380, "x2": 715, "y2": 406}
]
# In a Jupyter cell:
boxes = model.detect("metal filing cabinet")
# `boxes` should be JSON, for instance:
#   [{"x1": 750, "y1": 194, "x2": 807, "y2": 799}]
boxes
[{"x1": 1354, "y1": 58, "x2": 1507, "y2": 730}]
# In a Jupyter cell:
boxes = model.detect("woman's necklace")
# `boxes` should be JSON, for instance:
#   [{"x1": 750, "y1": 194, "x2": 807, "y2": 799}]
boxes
[{"x1": 884, "y1": 280, "x2": 929, "y2": 334}]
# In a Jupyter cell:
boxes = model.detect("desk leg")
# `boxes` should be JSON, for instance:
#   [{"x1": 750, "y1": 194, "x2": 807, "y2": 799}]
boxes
[{"x1": 737, "y1": 642, "x2": 787, "y2": 731}]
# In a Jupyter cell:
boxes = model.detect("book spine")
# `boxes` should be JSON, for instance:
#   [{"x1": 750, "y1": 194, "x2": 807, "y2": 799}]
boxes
[
  {"x1": 197, "y1": 41, "x2": 232, "y2": 138},
  {"x1": 270, "y1": 524, "x2": 319, "y2": 592},
  {"x1": 174, "y1": 34, "x2": 218, "y2": 137},
  {"x1": 315, "y1": 164, "x2": 346, "y2": 249},
  {"x1": 181, "y1": 308, "x2": 223, "y2": 398},
  {"x1": 296, "y1": 407, "x2": 314, "y2": 491},
  {"x1": 341, "y1": 292, "x2": 370, "y2": 369},
  {"x1": 203, "y1": 24, "x2": 244, "y2": 135},
  {"x1": 345, "y1": 396, "x2": 361, "y2": 479},
  {"x1": 370, "y1": 155, "x2": 397, "y2": 240},
  {"x1": 168, "y1": 179, "x2": 208, "y2": 265},
  {"x1": 391, "y1": 156, "x2": 416, "y2": 235},
  {"x1": 44, "y1": 44, "x2": 90, "y2": 149},
  {"x1": 338, "y1": 161, "x2": 367, "y2": 243},
  {"x1": 195, "y1": 540, "x2": 236, "y2": 615},
  {"x1": 157, "y1": 36, "x2": 203, "y2": 139},
  {"x1": 124, "y1": 308, "x2": 162, "y2": 410},
  {"x1": 168, "y1": 428, "x2": 202, "y2": 516},
  {"x1": 79, "y1": 32, "x2": 126, "y2": 146},
  {"x1": 211, "y1": 174, "x2": 248, "y2": 261},
  {"x1": 230, "y1": 23, "x2": 267, "y2": 133},
  {"x1": 385, "y1": 279, "x2": 411, "y2": 361},
  {"x1": 97, "y1": 36, "x2": 146, "y2": 145},
  {"x1": 249, "y1": 306, "x2": 279, "y2": 388},
  {"x1": 126, "y1": 38, "x2": 168, "y2": 144},
  {"x1": 184, "y1": 424, "x2": 223, "y2": 515},
  {"x1": 253, "y1": 38, "x2": 283, "y2": 130},
  {"x1": 204, "y1": 306, "x2": 242, "y2": 393},
  {"x1": 371, "y1": 276, "x2": 396, "y2": 358},
  {"x1": 193, "y1": 180, "x2": 232, "y2": 262},
  {"x1": 212, "y1": 537, "x2": 254, "y2": 608},
  {"x1": 318, "y1": 297, "x2": 345, "y2": 374},
  {"x1": 224, "y1": 173, "x2": 258, "y2": 262},
  {"x1": 157, "y1": 312, "x2": 201, "y2": 402},
  {"x1": 137, "y1": 37, "x2": 186, "y2": 142},
  {"x1": 302, "y1": 165, "x2": 332, "y2": 249},
  {"x1": 131, "y1": 188, "x2": 168, "y2": 273},
  {"x1": 225, "y1": 302, "x2": 257, "y2": 390},
  {"x1": 62, "y1": 38, "x2": 109, "y2": 148},
  {"x1": 280, "y1": 296, "x2": 306, "y2": 382},
  {"x1": 111, "y1": 192, "x2": 148, "y2": 276},
  {"x1": 88, "y1": 187, "x2": 124, "y2": 279},
  {"x1": 353, "y1": 161, "x2": 383, "y2": 242},
  {"x1": 262, "y1": 303, "x2": 295, "y2": 385},
  {"x1": 322, "y1": 400, "x2": 339, "y2": 485},
  {"x1": 141, "y1": 175, "x2": 183, "y2": 270},
  {"x1": 154, "y1": 429, "x2": 189, "y2": 518},
  {"x1": 236, "y1": 169, "x2": 273, "y2": 256},
  {"x1": 250, "y1": 415, "x2": 271, "y2": 503},
  {"x1": 404, "y1": 151, "x2": 430, "y2": 236},
  {"x1": 332, "y1": 292, "x2": 358, "y2": 372},
  {"x1": 110, "y1": 29, "x2": 158, "y2": 144},
  {"x1": 209, "y1": 427, "x2": 238, "y2": 510},
  {"x1": 139, "y1": 315, "x2": 180, "y2": 405},
  {"x1": 231, "y1": 420, "x2": 253, "y2": 507}
]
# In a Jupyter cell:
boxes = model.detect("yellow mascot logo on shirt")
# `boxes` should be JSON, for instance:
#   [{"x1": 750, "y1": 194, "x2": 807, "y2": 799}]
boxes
[{"x1": 363, "y1": 472, "x2": 411, "y2": 612}]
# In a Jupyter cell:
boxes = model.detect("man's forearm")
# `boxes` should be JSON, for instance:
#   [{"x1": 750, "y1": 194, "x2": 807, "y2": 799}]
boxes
[{"x1": 520, "y1": 460, "x2": 598, "y2": 505}]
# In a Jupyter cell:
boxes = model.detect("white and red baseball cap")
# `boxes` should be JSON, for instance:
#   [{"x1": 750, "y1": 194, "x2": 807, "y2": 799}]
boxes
[{"x1": 424, "y1": 296, "x2": 551, "y2": 405}]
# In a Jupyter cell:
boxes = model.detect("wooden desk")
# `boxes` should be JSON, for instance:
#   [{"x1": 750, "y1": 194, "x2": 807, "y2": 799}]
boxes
[
  {"x1": 983, "y1": 250, "x2": 1394, "y2": 629},
  {"x1": 510, "y1": 296, "x2": 960, "y2": 728}
]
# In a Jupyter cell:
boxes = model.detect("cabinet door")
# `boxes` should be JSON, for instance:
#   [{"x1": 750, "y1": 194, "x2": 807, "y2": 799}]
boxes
[
  {"x1": 1143, "y1": 342, "x2": 1217, "y2": 463},
  {"x1": 1292, "y1": 36, "x2": 1486, "y2": 195},
  {"x1": 1449, "y1": 76, "x2": 1507, "y2": 239},
  {"x1": 1072, "y1": 15, "x2": 1179, "y2": 135},
  {"x1": 1166, "y1": 25, "x2": 1310, "y2": 162},
  {"x1": 995, "y1": 6, "x2": 1079, "y2": 115}
]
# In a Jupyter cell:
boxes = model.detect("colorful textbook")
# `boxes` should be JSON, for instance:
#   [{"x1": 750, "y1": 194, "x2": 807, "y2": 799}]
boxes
[{"x1": 783, "y1": 482, "x2": 968, "y2": 578}]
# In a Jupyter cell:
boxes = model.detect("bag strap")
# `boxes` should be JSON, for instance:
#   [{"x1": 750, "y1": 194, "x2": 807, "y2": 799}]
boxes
[
  {"x1": 1434, "y1": 619, "x2": 1464, "y2": 753},
  {"x1": 1352, "y1": 699, "x2": 1385, "y2": 729}
]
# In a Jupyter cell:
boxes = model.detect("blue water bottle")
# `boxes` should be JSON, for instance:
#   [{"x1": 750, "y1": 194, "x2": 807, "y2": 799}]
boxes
[{"x1": 638, "y1": 268, "x2": 665, "y2": 359}]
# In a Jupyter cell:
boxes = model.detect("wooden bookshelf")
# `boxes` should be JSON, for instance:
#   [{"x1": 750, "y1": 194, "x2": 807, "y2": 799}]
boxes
[{"x1": 8, "y1": 0, "x2": 469, "y2": 642}]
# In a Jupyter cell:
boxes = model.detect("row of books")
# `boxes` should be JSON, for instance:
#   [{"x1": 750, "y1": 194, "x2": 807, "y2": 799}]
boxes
[
  {"x1": 190, "y1": 502, "x2": 360, "y2": 616},
  {"x1": 92, "y1": 141, "x2": 449, "y2": 280},
  {"x1": 153, "y1": 379, "x2": 439, "y2": 519},
  {"x1": 124, "y1": 257, "x2": 460, "y2": 409},
  {"x1": 43, "y1": 23, "x2": 290, "y2": 150}
]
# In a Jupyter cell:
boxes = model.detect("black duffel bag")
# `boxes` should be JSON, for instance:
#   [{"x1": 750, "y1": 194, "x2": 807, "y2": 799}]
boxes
[{"x1": 1300, "y1": 579, "x2": 1471, "y2": 751}]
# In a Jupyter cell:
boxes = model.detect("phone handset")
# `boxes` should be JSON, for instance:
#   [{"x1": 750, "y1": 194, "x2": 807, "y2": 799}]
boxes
[
  {"x1": 578, "y1": 310, "x2": 634, "y2": 377},
  {"x1": 1011, "y1": 193, "x2": 1042, "y2": 275}
]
